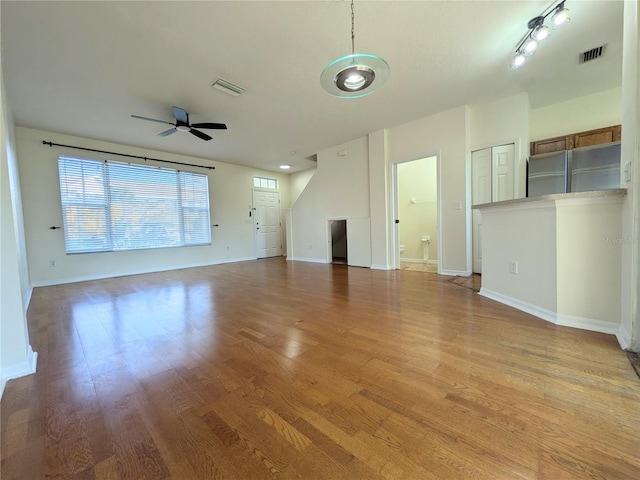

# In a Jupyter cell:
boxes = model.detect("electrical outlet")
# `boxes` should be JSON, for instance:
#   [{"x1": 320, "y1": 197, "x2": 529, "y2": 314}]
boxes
[
  {"x1": 50, "y1": 259, "x2": 57, "y2": 267},
  {"x1": 510, "y1": 260, "x2": 518, "y2": 274}
]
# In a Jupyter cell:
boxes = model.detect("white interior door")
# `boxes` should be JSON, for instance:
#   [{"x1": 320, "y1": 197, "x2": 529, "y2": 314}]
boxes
[
  {"x1": 472, "y1": 148, "x2": 492, "y2": 273},
  {"x1": 253, "y1": 189, "x2": 281, "y2": 258},
  {"x1": 346, "y1": 217, "x2": 371, "y2": 267},
  {"x1": 492, "y1": 144, "x2": 515, "y2": 202}
]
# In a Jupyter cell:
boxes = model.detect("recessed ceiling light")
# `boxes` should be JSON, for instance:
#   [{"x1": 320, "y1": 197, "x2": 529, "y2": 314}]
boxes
[{"x1": 279, "y1": 164, "x2": 291, "y2": 170}]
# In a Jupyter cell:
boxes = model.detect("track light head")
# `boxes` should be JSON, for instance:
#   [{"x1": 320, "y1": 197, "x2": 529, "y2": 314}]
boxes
[
  {"x1": 551, "y1": 2, "x2": 570, "y2": 28},
  {"x1": 511, "y1": 53, "x2": 526, "y2": 69}
]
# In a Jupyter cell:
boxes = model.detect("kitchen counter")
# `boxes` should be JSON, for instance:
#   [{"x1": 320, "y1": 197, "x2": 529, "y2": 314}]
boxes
[
  {"x1": 474, "y1": 189, "x2": 626, "y2": 344},
  {"x1": 473, "y1": 188, "x2": 627, "y2": 210}
]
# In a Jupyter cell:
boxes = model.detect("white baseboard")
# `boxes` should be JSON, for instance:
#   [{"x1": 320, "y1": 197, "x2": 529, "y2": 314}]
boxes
[
  {"x1": 370, "y1": 264, "x2": 393, "y2": 270},
  {"x1": 30, "y1": 257, "x2": 258, "y2": 287},
  {"x1": 479, "y1": 288, "x2": 621, "y2": 337},
  {"x1": 616, "y1": 324, "x2": 631, "y2": 350},
  {"x1": 479, "y1": 288, "x2": 557, "y2": 323},
  {"x1": 441, "y1": 269, "x2": 472, "y2": 277},
  {"x1": 1, "y1": 345, "x2": 38, "y2": 400},
  {"x1": 23, "y1": 285, "x2": 33, "y2": 310},
  {"x1": 400, "y1": 258, "x2": 439, "y2": 265},
  {"x1": 556, "y1": 312, "x2": 619, "y2": 336},
  {"x1": 288, "y1": 257, "x2": 328, "y2": 264}
]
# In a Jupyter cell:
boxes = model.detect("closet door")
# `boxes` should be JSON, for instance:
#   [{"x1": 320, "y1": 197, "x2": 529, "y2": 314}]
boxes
[
  {"x1": 492, "y1": 144, "x2": 515, "y2": 202},
  {"x1": 472, "y1": 148, "x2": 492, "y2": 273}
]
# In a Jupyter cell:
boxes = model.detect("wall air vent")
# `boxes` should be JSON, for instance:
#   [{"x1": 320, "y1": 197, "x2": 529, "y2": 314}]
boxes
[
  {"x1": 211, "y1": 78, "x2": 245, "y2": 96},
  {"x1": 579, "y1": 44, "x2": 606, "y2": 64}
]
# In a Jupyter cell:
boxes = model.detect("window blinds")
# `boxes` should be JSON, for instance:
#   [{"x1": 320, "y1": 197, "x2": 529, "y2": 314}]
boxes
[{"x1": 58, "y1": 156, "x2": 211, "y2": 254}]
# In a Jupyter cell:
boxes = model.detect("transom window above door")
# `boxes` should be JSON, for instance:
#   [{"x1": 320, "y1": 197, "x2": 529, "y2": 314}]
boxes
[{"x1": 253, "y1": 176, "x2": 278, "y2": 189}]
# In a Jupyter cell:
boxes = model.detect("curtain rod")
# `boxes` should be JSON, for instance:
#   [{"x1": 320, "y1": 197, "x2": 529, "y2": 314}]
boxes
[{"x1": 42, "y1": 140, "x2": 215, "y2": 170}]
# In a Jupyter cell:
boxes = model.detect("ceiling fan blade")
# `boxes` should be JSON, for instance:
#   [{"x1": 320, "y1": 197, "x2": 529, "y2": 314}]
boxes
[
  {"x1": 158, "y1": 128, "x2": 177, "y2": 137},
  {"x1": 191, "y1": 122, "x2": 227, "y2": 130},
  {"x1": 131, "y1": 114, "x2": 174, "y2": 126},
  {"x1": 172, "y1": 106, "x2": 189, "y2": 125},
  {"x1": 190, "y1": 129, "x2": 212, "y2": 141}
]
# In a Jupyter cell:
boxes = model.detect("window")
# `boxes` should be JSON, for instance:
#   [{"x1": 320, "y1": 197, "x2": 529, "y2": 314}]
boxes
[
  {"x1": 58, "y1": 156, "x2": 211, "y2": 254},
  {"x1": 253, "y1": 176, "x2": 278, "y2": 189}
]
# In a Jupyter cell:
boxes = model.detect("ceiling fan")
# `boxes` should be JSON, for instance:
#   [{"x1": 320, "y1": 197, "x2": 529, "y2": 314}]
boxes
[{"x1": 131, "y1": 106, "x2": 227, "y2": 141}]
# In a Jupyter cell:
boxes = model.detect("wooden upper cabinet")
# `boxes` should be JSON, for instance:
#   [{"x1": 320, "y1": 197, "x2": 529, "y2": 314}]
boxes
[
  {"x1": 573, "y1": 125, "x2": 621, "y2": 148},
  {"x1": 530, "y1": 135, "x2": 573, "y2": 155},
  {"x1": 530, "y1": 125, "x2": 621, "y2": 156}
]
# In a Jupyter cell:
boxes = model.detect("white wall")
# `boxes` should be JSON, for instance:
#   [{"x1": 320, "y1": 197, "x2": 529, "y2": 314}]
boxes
[
  {"x1": 530, "y1": 87, "x2": 622, "y2": 142},
  {"x1": 556, "y1": 199, "x2": 622, "y2": 329},
  {"x1": 16, "y1": 127, "x2": 291, "y2": 285},
  {"x1": 481, "y1": 203, "x2": 558, "y2": 314},
  {"x1": 289, "y1": 167, "x2": 316, "y2": 206},
  {"x1": 386, "y1": 106, "x2": 469, "y2": 275},
  {"x1": 368, "y1": 129, "x2": 391, "y2": 269},
  {"x1": 470, "y1": 92, "x2": 529, "y2": 199},
  {"x1": 290, "y1": 136, "x2": 370, "y2": 264},
  {"x1": 1, "y1": 64, "x2": 36, "y2": 397}
]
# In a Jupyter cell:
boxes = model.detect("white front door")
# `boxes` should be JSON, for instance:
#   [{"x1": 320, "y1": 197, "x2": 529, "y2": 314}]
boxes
[
  {"x1": 472, "y1": 148, "x2": 492, "y2": 273},
  {"x1": 253, "y1": 189, "x2": 281, "y2": 258}
]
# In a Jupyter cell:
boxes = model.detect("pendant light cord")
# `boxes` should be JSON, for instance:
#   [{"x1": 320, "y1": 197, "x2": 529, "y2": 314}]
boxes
[{"x1": 351, "y1": 0, "x2": 355, "y2": 55}]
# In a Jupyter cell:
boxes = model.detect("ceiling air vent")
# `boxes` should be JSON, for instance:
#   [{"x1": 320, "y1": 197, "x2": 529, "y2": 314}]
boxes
[
  {"x1": 579, "y1": 44, "x2": 607, "y2": 64},
  {"x1": 211, "y1": 78, "x2": 245, "y2": 96}
]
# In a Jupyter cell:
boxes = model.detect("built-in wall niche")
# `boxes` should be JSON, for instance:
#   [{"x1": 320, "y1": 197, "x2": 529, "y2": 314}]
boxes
[{"x1": 530, "y1": 125, "x2": 621, "y2": 155}]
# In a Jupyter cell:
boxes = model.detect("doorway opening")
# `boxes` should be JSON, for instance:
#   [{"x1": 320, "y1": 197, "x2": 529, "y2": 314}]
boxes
[
  {"x1": 394, "y1": 156, "x2": 439, "y2": 273},
  {"x1": 330, "y1": 219, "x2": 347, "y2": 264}
]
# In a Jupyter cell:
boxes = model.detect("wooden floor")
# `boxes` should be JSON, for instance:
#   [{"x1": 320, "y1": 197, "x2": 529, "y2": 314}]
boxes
[{"x1": 2, "y1": 258, "x2": 639, "y2": 479}]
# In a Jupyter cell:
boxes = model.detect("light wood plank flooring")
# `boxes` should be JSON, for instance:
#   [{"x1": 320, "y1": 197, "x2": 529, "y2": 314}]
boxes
[{"x1": 2, "y1": 258, "x2": 639, "y2": 479}]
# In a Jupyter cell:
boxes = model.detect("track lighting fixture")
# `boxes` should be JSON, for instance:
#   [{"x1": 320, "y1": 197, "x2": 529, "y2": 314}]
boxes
[
  {"x1": 511, "y1": 0, "x2": 570, "y2": 69},
  {"x1": 320, "y1": 0, "x2": 389, "y2": 98}
]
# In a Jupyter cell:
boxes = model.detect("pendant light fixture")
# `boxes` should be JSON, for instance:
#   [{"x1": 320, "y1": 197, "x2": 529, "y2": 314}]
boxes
[{"x1": 320, "y1": 0, "x2": 389, "y2": 98}]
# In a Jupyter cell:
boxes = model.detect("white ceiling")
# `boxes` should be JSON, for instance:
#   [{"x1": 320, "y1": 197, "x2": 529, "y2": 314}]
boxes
[{"x1": 1, "y1": 1, "x2": 623, "y2": 173}]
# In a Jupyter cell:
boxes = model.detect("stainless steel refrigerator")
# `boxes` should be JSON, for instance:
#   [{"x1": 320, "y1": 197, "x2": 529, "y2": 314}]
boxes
[
  {"x1": 527, "y1": 142, "x2": 621, "y2": 197},
  {"x1": 527, "y1": 150, "x2": 569, "y2": 197},
  {"x1": 571, "y1": 142, "x2": 621, "y2": 192}
]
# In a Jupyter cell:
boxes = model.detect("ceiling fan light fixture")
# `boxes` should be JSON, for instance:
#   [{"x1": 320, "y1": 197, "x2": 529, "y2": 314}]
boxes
[{"x1": 176, "y1": 125, "x2": 190, "y2": 133}]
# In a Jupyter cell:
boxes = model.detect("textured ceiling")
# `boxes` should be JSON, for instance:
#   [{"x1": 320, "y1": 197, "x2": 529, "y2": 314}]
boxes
[{"x1": 1, "y1": 1, "x2": 623, "y2": 173}]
